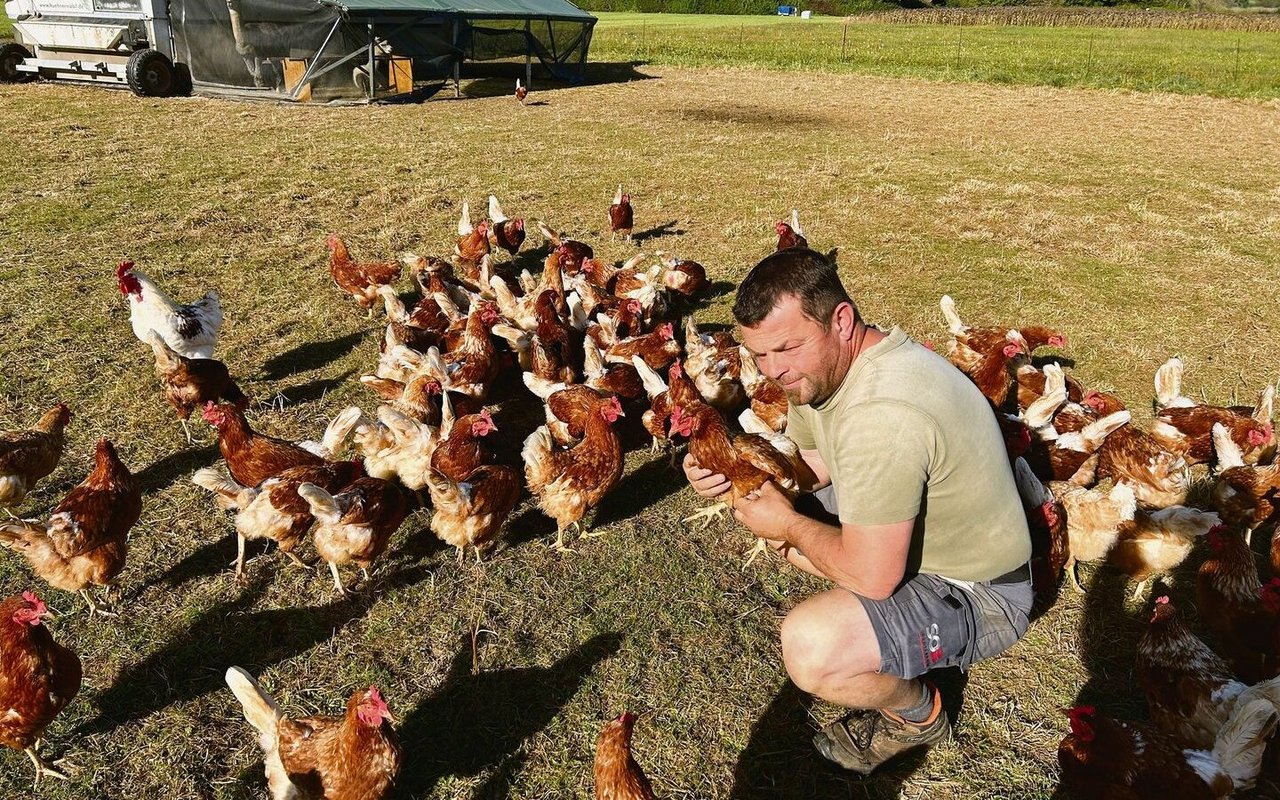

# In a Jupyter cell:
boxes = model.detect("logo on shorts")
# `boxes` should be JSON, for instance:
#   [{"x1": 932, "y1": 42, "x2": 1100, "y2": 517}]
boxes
[{"x1": 925, "y1": 623, "x2": 943, "y2": 664}]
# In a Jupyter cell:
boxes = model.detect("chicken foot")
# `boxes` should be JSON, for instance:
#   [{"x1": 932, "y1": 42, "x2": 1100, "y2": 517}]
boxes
[
  {"x1": 283, "y1": 550, "x2": 310, "y2": 570},
  {"x1": 79, "y1": 587, "x2": 117, "y2": 618},
  {"x1": 683, "y1": 501, "x2": 731, "y2": 528},
  {"x1": 742, "y1": 538, "x2": 770, "y2": 569},
  {"x1": 327, "y1": 563, "x2": 375, "y2": 596},
  {"x1": 25, "y1": 743, "x2": 71, "y2": 787},
  {"x1": 552, "y1": 521, "x2": 580, "y2": 554}
]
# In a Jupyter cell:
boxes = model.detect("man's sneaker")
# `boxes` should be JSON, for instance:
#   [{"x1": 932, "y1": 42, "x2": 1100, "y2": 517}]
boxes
[{"x1": 812, "y1": 684, "x2": 951, "y2": 775}]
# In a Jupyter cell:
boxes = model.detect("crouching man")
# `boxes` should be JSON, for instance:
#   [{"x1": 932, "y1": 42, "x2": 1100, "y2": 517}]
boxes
[{"x1": 684, "y1": 248, "x2": 1032, "y2": 774}]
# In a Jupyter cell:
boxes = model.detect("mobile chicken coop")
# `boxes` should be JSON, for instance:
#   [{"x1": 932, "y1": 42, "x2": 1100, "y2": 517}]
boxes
[{"x1": 1, "y1": 0, "x2": 595, "y2": 101}]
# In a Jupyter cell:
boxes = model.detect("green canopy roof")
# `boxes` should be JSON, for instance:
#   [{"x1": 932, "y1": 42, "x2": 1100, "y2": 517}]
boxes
[{"x1": 321, "y1": 0, "x2": 595, "y2": 20}]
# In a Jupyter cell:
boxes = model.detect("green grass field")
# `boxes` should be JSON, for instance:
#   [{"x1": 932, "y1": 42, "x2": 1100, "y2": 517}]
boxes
[
  {"x1": 591, "y1": 11, "x2": 1280, "y2": 98},
  {"x1": 1, "y1": 11, "x2": 1280, "y2": 800}
]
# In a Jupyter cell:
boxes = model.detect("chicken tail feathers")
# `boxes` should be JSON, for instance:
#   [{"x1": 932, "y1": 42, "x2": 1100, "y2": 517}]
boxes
[
  {"x1": 1212, "y1": 695, "x2": 1278, "y2": 791},
  {"x1": 457, "y1": 199, "x2": 473, "y2": 237},
  {"x1": 1154, "y1": 357, "x2": 1187, "y2": 410},
  {"x1": 738, "y1": 346, "x2": 761, "y2": 390},
  {"x1": 145, "y1": 329, "x2": 182, "y2": 368},
  {"x1": 297, "y1": 483, "x2": 341, "y2": 523},
  {"x1": 222, "y1": 380, "x2": 248, "y2": 408},
  {"x1": 0, "y1": 520, "x2": 42, "y2": 548},
  {"x1": 192, "y1": 468, "x2": 251, "y2": 511},
  {"x1": 522, "y1": 372, "x2": 565, "y2": 401},
  {"x1": 567, "y1": 291, "x2": 588, "y2": 332},
  {"x1": 738, "y1": 407, "x2": 772, "y2": 436},
  {"x1": 939, "y1": 295, "x2": 965, "y2": 336},
  {"x1": 1254, "y1": 383, "x2": 1275, "y2": 426},
  {"x1": 583, "y1": 338, "x2": 605, "y2": 380},
  {"x1": 631, "y1": 355, "x2": 668, "y2": 400},
  {"x1": 225, "y1": 666, "x2": 282, "y2": 738},
  {"x1": 489, "y1": 275, "x2": 521, "y2": 322},
  {"x1": 321, "y1": 406, "x2": 365, "y2": 458},
  {"x1": 521, "y1": 426, "x2": 555, "y2": 491},
  {"x1": 488, "y1": 194, "x2": 508, "y2": 225},
  {"x1": 1212, "y1": 422, "x2": 1246, "y2": 472},
  {"x1": 1078, "y1": 410, "x2": 1131, "y2": 450},
  {"x1": 1146, "y1": 506, "x2": 1221, "y2": 540}
]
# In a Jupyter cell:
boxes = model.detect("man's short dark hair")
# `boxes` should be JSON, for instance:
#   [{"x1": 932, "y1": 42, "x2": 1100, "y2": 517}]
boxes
[{"x1": 733, "y1": 248, "x2": 855, "y2": 329}]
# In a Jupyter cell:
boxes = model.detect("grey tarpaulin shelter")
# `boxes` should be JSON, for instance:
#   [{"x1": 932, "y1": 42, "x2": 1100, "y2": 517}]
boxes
[{"x1": 172, "y1": 0, "x2": 595, "y2": 102}]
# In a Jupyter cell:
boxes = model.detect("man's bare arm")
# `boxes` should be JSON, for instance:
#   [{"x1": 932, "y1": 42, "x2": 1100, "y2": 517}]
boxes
[
  {"x1": 781, "y1": 515, "x2": 913, "y2": 600},
  {"x1": 798, "y1": 448, "x2": 830, "y2": 492}
]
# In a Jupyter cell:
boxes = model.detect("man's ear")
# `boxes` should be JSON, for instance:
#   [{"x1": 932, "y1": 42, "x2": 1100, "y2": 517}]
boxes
[{"x1": 832, "y1": 302, "x2": 857, "y2": 341}]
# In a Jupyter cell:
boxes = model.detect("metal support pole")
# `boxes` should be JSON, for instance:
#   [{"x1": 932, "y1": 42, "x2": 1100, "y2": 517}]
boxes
[
  {"x1": 525, "y1": 18, "x2": 532, "y2": 87},
  {"x1": 367, "y1": 21, "x2": 375, "y2": 100},
  {"x1": 452, "y1": 18, "x2": 460, "y2": 97}
]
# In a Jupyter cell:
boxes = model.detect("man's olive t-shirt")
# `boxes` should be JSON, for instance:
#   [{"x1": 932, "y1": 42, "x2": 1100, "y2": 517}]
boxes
[{"x1": 786, "y1": 326, "x2": 1031, "y2": 582}]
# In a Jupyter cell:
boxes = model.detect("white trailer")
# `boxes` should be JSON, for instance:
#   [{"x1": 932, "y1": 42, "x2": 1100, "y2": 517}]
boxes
[{"x1": 2, "y1": 0, "x2": 186, "y2": 95}]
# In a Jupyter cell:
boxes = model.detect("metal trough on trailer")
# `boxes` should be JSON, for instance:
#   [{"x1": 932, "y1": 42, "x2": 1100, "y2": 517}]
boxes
[{"x1": 2, "y1": 0, "x2": 186, "y2": 94}]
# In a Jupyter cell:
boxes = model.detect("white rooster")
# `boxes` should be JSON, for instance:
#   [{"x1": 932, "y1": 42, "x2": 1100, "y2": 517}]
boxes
[{"x1": 116, "y1": 259, "x2": 222, "y2": 359}]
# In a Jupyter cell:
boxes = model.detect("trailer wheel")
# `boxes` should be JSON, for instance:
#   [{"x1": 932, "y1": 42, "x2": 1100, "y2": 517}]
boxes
[
  {"x1": 174, "y1": 62, "x2": 193, "y2": 96},
  {"x1": 126, "y1": 48, "x2": 177, "y2": 97},
  {"x1": 0, "y1": 44, "x2": 35, "y2": 84}
]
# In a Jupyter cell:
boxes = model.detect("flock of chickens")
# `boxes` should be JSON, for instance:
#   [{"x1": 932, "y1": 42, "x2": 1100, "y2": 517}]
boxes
[
  {"x1": 0, "y1": 189, "x2": 807, "y2": 798},
  {"x1": 3, "y1": 180, "x2": 1280, "y2": 796},
  {"x1": 942, "y1": 295, "x2": 1280, "y2": 797}
]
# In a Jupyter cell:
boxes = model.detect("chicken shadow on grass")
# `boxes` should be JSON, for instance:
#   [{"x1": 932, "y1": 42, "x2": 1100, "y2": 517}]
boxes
[
  {"x1": 1070, "y1": 567, "x2": 1159, "y2": 716},
  {"x1": 1049, "y1": 567, "x2": 1152, "y2": 799},
  {"x1": 259, "y1": 330, "x2": 367, "y2": 381},
  {"x1": 270, "y1": 369, "x2": 356, "y2": 407},
  {"x1": 631, "y1": 221, "x2": 684, "y2": 244},
  {"x1": 728, "y1": 676, "x2": 959, "y2": 800},
  {"x1": 592, "y1": 454, "x2": 688, "y2": 529},
  {"x1": 701, "y1": 280, "x2": 739, "y2": 305},
  {"x1": 391, "y1": 631, "x2": 624, "y2": 798},
  {"x1": 75, "y1": 575, "x2": 384, "y2": 739},
  {"x1": 134, "y1": 444, "x2": 218, "y2": 493}
]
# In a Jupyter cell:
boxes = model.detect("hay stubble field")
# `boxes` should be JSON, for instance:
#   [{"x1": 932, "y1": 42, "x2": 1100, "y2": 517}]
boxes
[{"x1": 2, "y1": 14, "x2": 1280, "y2": 799}]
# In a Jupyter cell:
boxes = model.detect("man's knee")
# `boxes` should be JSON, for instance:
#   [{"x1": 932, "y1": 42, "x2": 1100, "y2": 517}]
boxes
[{"x1": 781, "y1": 607, "x2": 871, "y2": 695}]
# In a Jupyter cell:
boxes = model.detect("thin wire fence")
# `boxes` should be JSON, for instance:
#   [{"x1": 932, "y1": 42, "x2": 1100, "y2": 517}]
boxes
[{"x1": 590, "y1": 13, "x2": 1280, "y2": 98}]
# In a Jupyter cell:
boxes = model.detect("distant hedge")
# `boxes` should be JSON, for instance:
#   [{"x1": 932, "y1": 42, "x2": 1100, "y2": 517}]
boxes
[
  {"x1": 576, "y1": 0, "x2": 889, "y2": 11},
  {"x1": 575, "y1": 0, "x2": 901, "y2": 12},
  {"x1": 575, "y1": 1, "x2": 1252, "y2": 12}
]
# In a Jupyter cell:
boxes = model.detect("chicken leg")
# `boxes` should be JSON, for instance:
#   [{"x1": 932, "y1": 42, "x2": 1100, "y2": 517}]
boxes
[
  {"x1": 1066, "y1": 555, "x2": 1085, "y2": 593},
  {"x1": 234, "y1": 532, "x2": 249, "y2": 584},
  {"x1": 328, "y1": 561, "x2": 348, "y2": 595},
  {"x1": 552, "y1": 521, "x2": 578, "y2": 554}
]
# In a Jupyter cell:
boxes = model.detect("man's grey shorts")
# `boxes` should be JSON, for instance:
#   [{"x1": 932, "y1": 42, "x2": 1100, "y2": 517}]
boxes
[{"x1": 799, "y1": 487, "x2": 1034, "y2": 679}]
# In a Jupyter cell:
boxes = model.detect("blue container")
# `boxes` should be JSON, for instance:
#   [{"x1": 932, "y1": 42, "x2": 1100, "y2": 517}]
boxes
[{"x1": 777, "y1": 5, "x2": 796, "y2": 15}]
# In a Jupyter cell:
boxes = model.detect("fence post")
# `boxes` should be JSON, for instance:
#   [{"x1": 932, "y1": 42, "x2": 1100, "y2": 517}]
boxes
[
  {"x1": 1233, "y1": 36, "x2": 1241, "y2": 83},
  {"x1": 1085, "y1": 31, "x2": 1094, "y2": 80},
  {"x1": 841, "y1": 21, "x2": 848, "y2": 61},
  {"x1": 953, "y1": 25, "x2": 963, "y2": 71}
]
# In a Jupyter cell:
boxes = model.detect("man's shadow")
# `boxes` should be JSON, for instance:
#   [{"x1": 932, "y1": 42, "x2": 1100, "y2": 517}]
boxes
[{"x1": 392, "y1": 632, "x2": 623, "y2": 797}]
